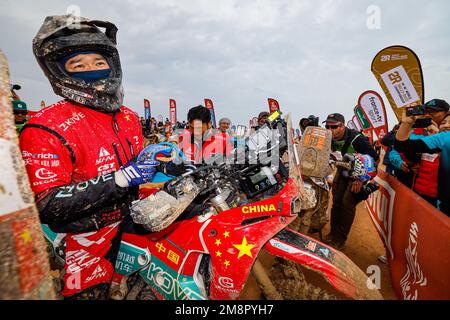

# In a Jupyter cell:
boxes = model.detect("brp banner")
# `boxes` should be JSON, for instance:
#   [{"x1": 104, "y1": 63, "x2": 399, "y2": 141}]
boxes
[
  {"x1": 354, "y1": 105, "x2": 372, "y2": 130},
  {"x1": 371, "y1": 46, "x2": 424, "y2": 121},
  {"x1": 144, "y1": 99, "x2": 151, "y2": 120},
  {"x1": 366, "y1": 171, "x2": 450, "y2": 300},
  {"x1": 352, "y1": 115, "x2": 362, "y2": 131},
  {"x1": 268, "y1": 98, "x2": 280, "y2": 113},
  {"x1": 40, "y1": 100, "x2": 45, "y2": 109},
  {"x1": 358, "y1": 90, "x2": 388, "y2": 140},
  {"x1": 347, "y1": 120, "x2": 358, "y2": 130},
  {"x1": 169, "y1": 99, "x2": 177, "y2": 125},
  {"x1": 204, "y1": 98, "x2": 217, "y2": 128}
]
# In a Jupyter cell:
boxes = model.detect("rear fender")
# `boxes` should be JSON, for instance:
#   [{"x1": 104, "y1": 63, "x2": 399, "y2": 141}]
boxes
[{"x1": 264, "y1": 228, "x2": 382, "y2": 300}]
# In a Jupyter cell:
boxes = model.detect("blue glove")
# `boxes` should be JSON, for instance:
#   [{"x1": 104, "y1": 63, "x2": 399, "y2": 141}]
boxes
[
  {"x1": 117, "y1": 159, "x2": 160, "y2": 187},
  {"x1": 118, "y1": 143, "x2": 186, "y2": 186}
]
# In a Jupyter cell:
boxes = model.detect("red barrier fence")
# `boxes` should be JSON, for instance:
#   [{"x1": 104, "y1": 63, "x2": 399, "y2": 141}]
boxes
[{"x1": 365, "y1": 171, "x2": 450, "y2": 300}]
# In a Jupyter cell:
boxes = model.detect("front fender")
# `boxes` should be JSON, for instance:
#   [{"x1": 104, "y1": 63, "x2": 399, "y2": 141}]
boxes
[{"x1": 264, "y1": 228, "x2": 383, "y2": 300}]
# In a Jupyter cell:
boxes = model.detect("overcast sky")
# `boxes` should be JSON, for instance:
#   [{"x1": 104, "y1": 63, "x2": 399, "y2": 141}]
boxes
[{"x1": 1, "y1": 0, "x2": 449, "y2": 129}]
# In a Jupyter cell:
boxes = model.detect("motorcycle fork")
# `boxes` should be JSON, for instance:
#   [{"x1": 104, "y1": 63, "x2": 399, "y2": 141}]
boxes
[{"x1": 250, "y1": 258, "x2": 283, "y2": 300}]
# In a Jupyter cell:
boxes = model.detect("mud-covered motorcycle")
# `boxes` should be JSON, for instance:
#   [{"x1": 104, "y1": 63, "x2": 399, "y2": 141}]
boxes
[{"x1": 43, "y1": 113, "x2": 382, "y2": 300}]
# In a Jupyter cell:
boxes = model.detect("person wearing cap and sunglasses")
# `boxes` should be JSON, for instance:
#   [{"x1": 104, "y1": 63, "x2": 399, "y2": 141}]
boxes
[
  {"x1": 13, "y1": 99, "x2": 28, "y2": 134},
  {"x1": 395, "y1": 99, "x2": 450, "y2": 216},
  {"x1": 322, "y1": 113, "x2": 379, "y2": 250}
]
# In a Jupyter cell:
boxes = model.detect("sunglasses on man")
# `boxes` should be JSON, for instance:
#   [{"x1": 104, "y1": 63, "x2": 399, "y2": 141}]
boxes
[
  {"x1": 325, "y1": 124, "x2": 341, "y2": 130},
  {"x1": 14, "y1": 111, "x2": 28, "y2": 116}
]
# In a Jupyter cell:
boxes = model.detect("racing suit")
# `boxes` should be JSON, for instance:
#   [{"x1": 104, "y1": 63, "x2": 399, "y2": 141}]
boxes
[{"x1": 20, "y1": 100, "x2": 144, "y2": 298}]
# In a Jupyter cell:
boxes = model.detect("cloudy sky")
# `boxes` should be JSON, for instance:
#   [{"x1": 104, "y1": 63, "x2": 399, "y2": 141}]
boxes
[{"x1": 1, "y1": 0, "x2": 449, "y2": 129}]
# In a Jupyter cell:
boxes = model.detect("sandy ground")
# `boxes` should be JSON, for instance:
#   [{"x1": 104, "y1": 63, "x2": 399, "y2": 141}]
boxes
[
  {"x1": 325, "y1": 202, "x2": 397, "y2": 300},
  {"x1": 241, "y1": 201, "x2": 398, "y2": 300}
]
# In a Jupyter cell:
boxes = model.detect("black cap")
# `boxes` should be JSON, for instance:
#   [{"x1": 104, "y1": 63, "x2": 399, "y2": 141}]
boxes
[
  {"x1": 13, "y1": 100, "x2": 27, "y2": 112},
  {"x1": 323, "y1": 113, "x2": 345, "y2": 124},
  {"x1": 424, "y1": 99, "x2": 450, "y2": 112}
]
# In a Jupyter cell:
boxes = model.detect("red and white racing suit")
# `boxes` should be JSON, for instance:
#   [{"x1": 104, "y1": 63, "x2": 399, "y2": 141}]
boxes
[{"x1": 20, "y1": 100, "x2": 144, "y2": 297}]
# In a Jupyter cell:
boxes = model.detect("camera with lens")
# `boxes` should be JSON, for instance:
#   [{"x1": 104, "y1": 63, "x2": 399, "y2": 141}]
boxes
[
  {"x1": 406, "y1": 105, "x2": 425, "y2": 116},
  {"x1": 353, "y1": 182, "x2": 380, "y2": 201},
  {"x1": 405, "y1": 105, "x2": 433, "y2": 128}
]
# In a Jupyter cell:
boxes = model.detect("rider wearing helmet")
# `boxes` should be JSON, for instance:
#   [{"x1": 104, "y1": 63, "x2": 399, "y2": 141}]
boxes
[{"x1": 20, "y1": 15, "x2": 162, "y2": 299}]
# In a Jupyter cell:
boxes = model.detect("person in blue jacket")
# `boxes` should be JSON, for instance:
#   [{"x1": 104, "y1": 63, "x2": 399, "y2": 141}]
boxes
[{"x1": 395, "y1": 101, "x2": 450, "y2": 216}]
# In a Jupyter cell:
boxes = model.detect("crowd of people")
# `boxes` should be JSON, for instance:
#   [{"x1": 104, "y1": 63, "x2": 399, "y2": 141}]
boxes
[
  {"x1": 392, "y1": 101, "x2": 450, "y2": 216},
  {"x1": 8, "y1": 14, "x2": 449, "y2": 300},
  {"x1": 374, "y1": 100, "x2": 450, "y2": 216}
]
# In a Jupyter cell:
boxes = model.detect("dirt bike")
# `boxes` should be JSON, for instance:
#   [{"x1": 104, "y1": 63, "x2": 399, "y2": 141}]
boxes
[{"x1": 42, "y1": 113, "x2": 382, "y2": 300}]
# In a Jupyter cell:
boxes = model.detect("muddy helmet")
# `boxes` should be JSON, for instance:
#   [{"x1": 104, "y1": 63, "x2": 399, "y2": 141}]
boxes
[{"x1": 32, "y1": 15, "x2": 123, "y2": 112}]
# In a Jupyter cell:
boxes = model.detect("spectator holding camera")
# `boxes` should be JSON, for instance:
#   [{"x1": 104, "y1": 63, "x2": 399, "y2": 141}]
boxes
[
  {"x1": 395, "y1": 99, "x2": 450, "y2": 216},
  {"x1": 401, "y1": 99, "x2": 448, "y2": 207}
]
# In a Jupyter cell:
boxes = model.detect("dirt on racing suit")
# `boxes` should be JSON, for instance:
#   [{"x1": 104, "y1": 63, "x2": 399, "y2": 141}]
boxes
[{"x1": 20, "y1": 100, "x2": 144, "y2": 297}]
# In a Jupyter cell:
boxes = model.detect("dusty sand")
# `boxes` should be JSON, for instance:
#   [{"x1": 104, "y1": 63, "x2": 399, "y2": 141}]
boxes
[
  {"x1": 241, "y1": 201, "x2": 398, "y2": 300},
  {"x1": 326, "y1": 202, "x2": 397, "y2": 300}
]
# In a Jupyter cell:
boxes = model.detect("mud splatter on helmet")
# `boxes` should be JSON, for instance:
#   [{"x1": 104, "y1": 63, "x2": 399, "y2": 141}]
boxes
[{"x1": 33, "y1": 15, "x2": 123, "y2": 112}]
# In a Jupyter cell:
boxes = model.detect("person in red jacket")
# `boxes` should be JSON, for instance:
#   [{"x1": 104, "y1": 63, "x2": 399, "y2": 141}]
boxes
[
  {"x1": 179, "y1": 106, "x2": 233, "y2": 165},
  {"x1": 408, "y1": 100, "x2": 449, "y2": 207},
  {"x1": 21, "y1": 15, "x2": 165, "y2": 299},
  {"x1": 410, "y1": 128, "x2": 439, "y2": 207}
]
